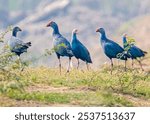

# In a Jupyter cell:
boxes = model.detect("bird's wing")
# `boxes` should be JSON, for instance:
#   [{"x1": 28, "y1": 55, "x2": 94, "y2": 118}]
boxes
[
  {"x1": 103, "y1": 39, "x2": 125, "y2": 59},
  {"x1": 108, "y1": 39, "x2": 124, "y2": 52},
  {"x1": 54, "y1": 35, "x2": 73, "y2": 56},
  {"x1": 8, "y1": 36, "x2": 31, "y2": 51},
  {"x1": 9, "y1": 36, "x2": 26, "y2": 46},
  {"x1": 72, "y1": 39, "x2": 92, "y2": 62},
  {"x1": 133, "y1": 46, "x2": 146, "y2": 54},
  {"x1": 110, "y1": 41, "x2": 130, "y2": 59},
  {"x1": 130, "y1": 45, "x2": 146, "y2": 57},
  {"x1": 13, "y1": 36, "x2": 24, "y2": 44},
  {"x1": 78, "y1": 41, "x2": 92, "y2": 62},
  {"x1": 104, "y1": 43, "x2": 117, "y2": 57}
]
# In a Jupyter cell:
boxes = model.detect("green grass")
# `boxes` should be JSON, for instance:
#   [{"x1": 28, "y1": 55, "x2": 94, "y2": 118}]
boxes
[
  {"x1": 0, "y1": 62, "x2": 150, "y2": 107},
  {"x1": 4, "y1": 90, "x2": 133, "y2": 107},
  {"x1": 1, "y1": 24, "x2": 149, "y2": 107}
]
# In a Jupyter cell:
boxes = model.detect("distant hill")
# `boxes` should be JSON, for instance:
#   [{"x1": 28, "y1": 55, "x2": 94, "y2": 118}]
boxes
[
  {"x1": 118, "y1": 15, "x2": 150, "y2": 51},
  {"x1": 1, "y1": 0, "x2": 150, "y2": 67}
]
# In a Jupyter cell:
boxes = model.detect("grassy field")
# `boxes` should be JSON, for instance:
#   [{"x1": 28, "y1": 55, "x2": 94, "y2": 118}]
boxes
[{"x1": 0, "y1": 57, "x2": 150, "y2": 107}]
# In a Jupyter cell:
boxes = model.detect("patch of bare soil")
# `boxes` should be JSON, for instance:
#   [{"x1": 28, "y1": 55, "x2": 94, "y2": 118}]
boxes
[{"x1": 25, "y1": 84, "x2": 95, "y2": 93}]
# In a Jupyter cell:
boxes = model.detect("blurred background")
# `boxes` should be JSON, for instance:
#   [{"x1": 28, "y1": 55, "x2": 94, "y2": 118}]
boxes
[{"x1": 0, "y1": 0, "x2": 150, "y2": 68}]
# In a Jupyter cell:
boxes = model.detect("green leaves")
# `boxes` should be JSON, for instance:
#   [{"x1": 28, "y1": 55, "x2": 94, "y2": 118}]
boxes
[
  {"x1": 117, "y1": 36, "x2": 137, "y2": 59},
  {"x1": 44, "y1": 43, "x2": 66, "y2": 56},
  {"x1": 125, "y1": 36, "x2": 136, "y2": 51},
  {"x1": 0, "y1": 26, "x2": 12, "y2": 43},
  {"x1": 0, "y1": 26, "x2": 28, "y2": 86},
  {"x1": 126, "y1": 36, "x2": 136, "y2": 44}
]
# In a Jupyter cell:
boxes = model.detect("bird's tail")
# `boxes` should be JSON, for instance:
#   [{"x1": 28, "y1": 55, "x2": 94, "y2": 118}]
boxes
[
  {"x1": 21, "y1": 42, "x2": 31, "y2": 52},
  {"x1": 26, "y1": 42, "x2": 32, "y2": 47},
  {"x1": 143, "y1": 50, "x2": 148, "y2": 55},
  {"x1": 88, "y1": 57, "x2": 92, "y2": 63}
]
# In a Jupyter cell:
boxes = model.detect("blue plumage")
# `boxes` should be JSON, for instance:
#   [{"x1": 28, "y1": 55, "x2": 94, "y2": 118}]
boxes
[
  {"x1": 123, "y1": 34, "x2": 147, "y2": 70},
  {"x1": 96, "y1": 28, "x2": 128, "y2": 73},
  {"x1": 8, "y1": 27, "x2": 31, "y2": 57},
  {"x1": 53, "y1": 34, "x2": 73, "y2": 58},
  {"x1": 46, "y1": 21, "x2": 73, "y2": 73},
  {"x1": 71, "y1": 29, "x2": 92, "y2": 69}
]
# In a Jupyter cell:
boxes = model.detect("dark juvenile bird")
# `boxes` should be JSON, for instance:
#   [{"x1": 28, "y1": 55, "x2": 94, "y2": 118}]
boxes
[
  {"x1": 71, "y1": 29, "x2": 92, "y2": 69},
  {"x1": 46, "y1": 21, "x2": 73, "y2": 73},
  {"x1": 123, "y1": 34, "x2": 147, "y2": 71},
  {"x1": 96, "y1": 28, "x2": 129, "y2": 74},
  {"x1": 8, "y1": 26, "x2": 31, "y2": 60}
]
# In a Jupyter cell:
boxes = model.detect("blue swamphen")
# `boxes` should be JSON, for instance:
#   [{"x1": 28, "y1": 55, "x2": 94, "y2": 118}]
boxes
[
  {"x1": 8, "y1": 26, "x2": 31, "y2": 60},
  {"x1": 123, "y1": 34, "x2": 147, "y2": 71},
  {"x1": 71, "y1": 29, "x2": 92, "y2": 69},
  {"x1": 96, "y1": 28, "x2": 129, "y2": 74},
  {"x1": 46, "y1": 21, "x2": 74, "y2": 74}
]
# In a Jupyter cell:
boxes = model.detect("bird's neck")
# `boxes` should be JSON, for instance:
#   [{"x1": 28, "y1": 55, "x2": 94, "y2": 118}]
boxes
[
  {"x1": 101, "y1": 33, "x2": 107, "y2": 41},
  {"x1": 12, "y1": 31, "x2": 17, "y2": 37},
  {"x1": 123, "y1": 37, "x2": 128, "y2": 48},
  {"x1": 123, "y1": 37, "x2": 127, "y2": 43},
  {"x1": 72, "y1": 33, "x2": 77, "y2": 42},
  {"x1": 52, "y1": 26, "x2": 60, "y2": 35}
]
